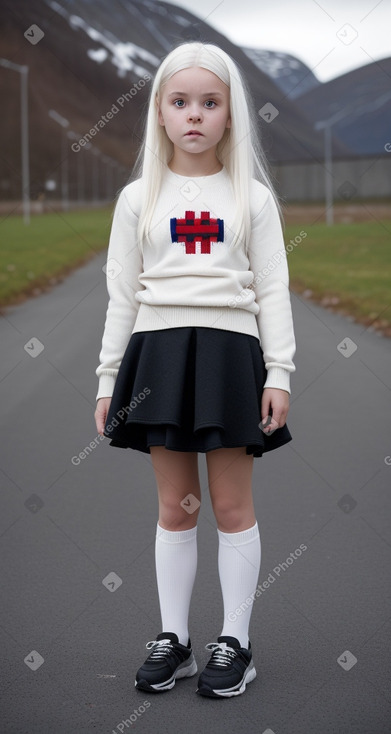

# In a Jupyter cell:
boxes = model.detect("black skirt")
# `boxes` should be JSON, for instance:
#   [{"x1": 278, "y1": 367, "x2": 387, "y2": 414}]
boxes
[{"x1": 103, "y1": 326, "x2": 292, "y2": 458}]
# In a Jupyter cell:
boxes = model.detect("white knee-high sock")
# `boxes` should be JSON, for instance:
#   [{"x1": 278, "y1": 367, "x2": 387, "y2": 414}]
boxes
[
  {"x1": 155, "y1": 522, "x2": 197, "y2": 646},
  {"x1": 217, "y1": 521, "x2": 261, "y2": 649}
]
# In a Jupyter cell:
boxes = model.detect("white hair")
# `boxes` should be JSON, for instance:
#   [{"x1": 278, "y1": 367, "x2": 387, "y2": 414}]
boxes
[{"x1": 127, "y1": 42, "x2": 281, "y2": 254}]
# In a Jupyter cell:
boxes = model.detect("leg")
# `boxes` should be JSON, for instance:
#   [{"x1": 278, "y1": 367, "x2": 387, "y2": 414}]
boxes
[
  {"x1": 150, "y1": 445, "x2": 201, "y2": 530},
  {"x1": 206, "y1": 447, "x2": 261, "y2": 648},
  {"x1": 149, "y1": 446, "x2": 201, "y2": 645},
  {"x1": 206, "y1": 446, "x2": 255, "y2": 532}
]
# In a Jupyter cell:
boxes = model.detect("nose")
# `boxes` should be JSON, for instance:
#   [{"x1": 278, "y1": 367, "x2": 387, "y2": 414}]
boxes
[{"x1": 187, "y1": 105, "x2": 202, "y2": 122}]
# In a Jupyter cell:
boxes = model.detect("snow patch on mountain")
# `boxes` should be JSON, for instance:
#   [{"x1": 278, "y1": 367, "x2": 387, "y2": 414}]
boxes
[
  {"x1": 48, "y1": 0, "x2": 160, "y2": 77},
  {"x1": 242, "y1": 47, "x2": 320, "y2": 99}
]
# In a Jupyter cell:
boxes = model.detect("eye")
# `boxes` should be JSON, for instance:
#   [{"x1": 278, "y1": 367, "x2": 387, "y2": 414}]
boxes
[{"x1": 172, "y1": 99, "x2": 217, "y2": 108}]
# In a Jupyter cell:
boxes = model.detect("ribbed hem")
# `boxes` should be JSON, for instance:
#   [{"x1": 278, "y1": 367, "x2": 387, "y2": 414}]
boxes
[
  {"x1": 217, "y1": 521, "x2": 259, "y2": 546},
  {"x1": 96, "y1": 308, "x2": 293, "y2": 399},
  {"x1": 156, "y1": 522, "x2": 197, "y2": 543},
  {"x1": 132, "y1": 303, "x2": 260, "y2": 340}
]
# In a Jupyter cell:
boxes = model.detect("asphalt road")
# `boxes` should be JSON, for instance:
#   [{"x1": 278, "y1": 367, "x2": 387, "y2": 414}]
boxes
[{"x1": 0, "y1": 249, "x2": 390, "y2": 734}]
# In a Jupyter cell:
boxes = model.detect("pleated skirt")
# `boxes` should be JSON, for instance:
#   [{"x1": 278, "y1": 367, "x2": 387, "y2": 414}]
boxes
[{"x1": 103, "y1": 326, "x2": 292, "y2": 458}]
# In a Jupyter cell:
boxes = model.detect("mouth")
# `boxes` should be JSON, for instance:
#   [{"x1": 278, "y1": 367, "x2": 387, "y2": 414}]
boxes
[{"x1": 186, "y1": 131, "x2": 203, "y2": 136}]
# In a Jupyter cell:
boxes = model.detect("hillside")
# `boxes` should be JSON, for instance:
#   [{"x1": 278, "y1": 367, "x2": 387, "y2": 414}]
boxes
[
  {"x1": 242, "y1": 47, "x2": 320, "y2": 99},
  {"x1": 1, "y1": 0, "x2": 348, "y2": 201},
  {"x1": 296, "y1": 57, "x2": 391, "y2": 155}
]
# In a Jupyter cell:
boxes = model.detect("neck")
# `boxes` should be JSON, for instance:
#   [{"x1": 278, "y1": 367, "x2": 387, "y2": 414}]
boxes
[{"x1": 168, "y1": 152, "x2": 223, "y2": 178}]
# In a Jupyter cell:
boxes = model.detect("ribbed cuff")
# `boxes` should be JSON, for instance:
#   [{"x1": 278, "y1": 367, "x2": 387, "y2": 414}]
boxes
[
  {"x1": 217, "y1": 521, "x2": 259, "y2": 546},
  {"x1": 264, "y1": 366, "x2": 291, "y2": 394},
  {"x1": 96, "y1": 373, "x2": 117, "y2": 401},
  {"x1": 156, "y1": 522, "x2": 197, "y2": 543}
]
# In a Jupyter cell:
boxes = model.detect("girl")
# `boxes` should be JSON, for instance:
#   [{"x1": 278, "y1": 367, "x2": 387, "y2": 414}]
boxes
[{"x1": 94, "y1": 41, "x2": 296, "y2": 698}]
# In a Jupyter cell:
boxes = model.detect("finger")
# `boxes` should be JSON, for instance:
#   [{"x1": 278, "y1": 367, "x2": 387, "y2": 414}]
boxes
[
  {"x1": 261, "y1": 416, "x2": 279, "y2": 434},
  {"x1": 97, "y1": 412, "x2": 106, "y2": 436},
  {"x1": 261, "y1": 394, "x2": 271, "y2": 423},
  {"x1": 278, "y1": 411, "x2": 287, "y2": 428},
  {"x1": 270, "y1": 407, "x2": 282, "y2": 426},
  {"x1": 275, "y1": 406, "x2": 288, "y2": 427},
  {"x1": 260, "y1": 412, "x2": 276, "y2": 431},
  {"x1": 268, "y1": 416, "x2": 279, "y2": 431}
]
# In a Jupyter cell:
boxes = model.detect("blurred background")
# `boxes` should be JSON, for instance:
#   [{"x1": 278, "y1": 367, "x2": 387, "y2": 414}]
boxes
[{"x1": 1, "y1": 0, "x2": 390, "y2": 331}]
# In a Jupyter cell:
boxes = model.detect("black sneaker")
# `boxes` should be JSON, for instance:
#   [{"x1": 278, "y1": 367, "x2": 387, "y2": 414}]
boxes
[
  {"x1": 196, "y1": 635, "x2": 256, "y2": 698},
  {"x1": 135, "y1": 632, "x2": 197, "y2": 692}
]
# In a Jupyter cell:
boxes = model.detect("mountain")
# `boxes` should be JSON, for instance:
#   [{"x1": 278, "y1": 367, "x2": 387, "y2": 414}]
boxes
[
  {"x1": 296, "y1": 57, "x2": 391, "y2": 156},
  {"x1": 242, "y1": 47, "x2": 320, "y2": 99},
  {"x1": 1, "y1": 0, "x2": 349, "y2": 202}
]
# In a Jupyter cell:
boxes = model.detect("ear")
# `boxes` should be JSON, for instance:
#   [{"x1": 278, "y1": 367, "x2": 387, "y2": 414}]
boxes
[
  {"x1": 156, "y1": 95, "x2": 165, "y2": 126},
  {"x1": 226, "y1": 117, "x2": 231, "y2": 129}
]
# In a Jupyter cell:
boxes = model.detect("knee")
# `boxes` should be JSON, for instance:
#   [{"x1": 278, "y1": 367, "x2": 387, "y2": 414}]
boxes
[
  {"x1": 211, "y1": 494, "x2": 253, "y2": 533},
  {"x1": 211, "y1": 498, "x2": 241, "y2": 531},
  {"x1": 159, "y1": 491, "x2": 201, "y2": 531}
]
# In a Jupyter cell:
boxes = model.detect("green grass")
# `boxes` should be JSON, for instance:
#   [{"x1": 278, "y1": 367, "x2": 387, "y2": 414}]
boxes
[
  {"x1": 1, "y1": 211, "x2": 391, "y2": 334},
  {"x1": 284, "y1": 220, "x2": 391, "y2": 332},
  {"x1": 0, "y1": 207, "x2": 112, "y2": 308}
]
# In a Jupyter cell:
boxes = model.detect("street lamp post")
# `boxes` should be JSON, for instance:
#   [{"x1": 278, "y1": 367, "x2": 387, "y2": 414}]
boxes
[
  {"x1": 48, "y1": 109, "x2": 69, "y2": 211},
  {"x1": 102, "y1": 155, "x2": 111, "y2": 202},
  {"x1": 315, "y1": 119, "x2": 334, "y2": 226},
  {"x1": 91, "y1": 147, "x2": 100, "y2": 206},
  {"x1": 314, "y1": 100, "x2": 374, "y2": 226},
  {"x1": 0, "y1": 58, "x2": 30, "y2": 224},
  {"x1": 67, "y1": 130, "x2": 85, "y2": 206}
]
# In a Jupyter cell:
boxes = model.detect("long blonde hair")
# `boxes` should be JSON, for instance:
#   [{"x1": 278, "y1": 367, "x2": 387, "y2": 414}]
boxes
[{"x1": 129, "y1": 42, "x2": 281, "y2": 254}]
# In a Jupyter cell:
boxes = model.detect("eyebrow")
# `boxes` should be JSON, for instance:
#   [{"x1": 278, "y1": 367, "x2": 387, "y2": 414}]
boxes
[{"x1": 167, "y1": 91, "x2": 224, "y2": 97}]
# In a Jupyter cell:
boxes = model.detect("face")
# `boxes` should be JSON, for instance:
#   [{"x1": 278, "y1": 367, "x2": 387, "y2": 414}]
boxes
[{"x1": 157, "y1": 66, "x2": 231, "y2": 161}]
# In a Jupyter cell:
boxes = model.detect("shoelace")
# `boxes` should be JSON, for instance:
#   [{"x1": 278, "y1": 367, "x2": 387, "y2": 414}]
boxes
[
  {"x1": 145, "y1": 639, "x2": 175, "y2": 661},
  {"x1": 204, "y1": 642, "x2": 237, "y2": 667}
]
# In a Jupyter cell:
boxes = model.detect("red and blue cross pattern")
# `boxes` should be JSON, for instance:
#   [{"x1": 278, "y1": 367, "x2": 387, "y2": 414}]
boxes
[{"x1": 170, "y1": 211, "x2": 224, "y2": 254}]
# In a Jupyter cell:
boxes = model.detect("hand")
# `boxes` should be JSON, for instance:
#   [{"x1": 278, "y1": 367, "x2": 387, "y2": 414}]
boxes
[
  {"x1": 261, "y1": 387, "x2": 289, "y2": 433},
  {"x1": 94, "y1": 397, "x2": 111, "y2": 436}
]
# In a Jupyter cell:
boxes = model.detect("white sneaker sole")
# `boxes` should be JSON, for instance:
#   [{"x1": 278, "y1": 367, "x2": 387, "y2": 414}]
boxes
[
  {"x1": 197, "y1": 661, "x2": 257, "y2": 698},
  {"x1": 135, "y1": 653, "x2": 198, "y2": 692}
]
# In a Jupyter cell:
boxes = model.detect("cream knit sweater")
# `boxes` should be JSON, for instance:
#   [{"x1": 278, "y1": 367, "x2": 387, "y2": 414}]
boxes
[{"x1": 96, "y1": 166, "x2": 296, "y2": 400}]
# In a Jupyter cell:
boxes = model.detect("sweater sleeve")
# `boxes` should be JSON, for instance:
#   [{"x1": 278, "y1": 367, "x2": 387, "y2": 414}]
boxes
[
  {"x1": 95, "y1": 185, "x2": 143, "y2": 401},
  {"x1": 248, "y1": 187, "x2": 296, "y2": 394}
]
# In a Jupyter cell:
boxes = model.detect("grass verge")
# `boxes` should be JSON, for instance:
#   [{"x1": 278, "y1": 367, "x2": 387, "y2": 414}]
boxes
[
  {"x1": 0, "y1": 207, "x2": 112, "y2": 311},
  {"x1": 1, "y1": 210, "x2": 390, "y2": 337},
  {"x1": 284, "y1": 219, "x2": 391, "y2": 337}
]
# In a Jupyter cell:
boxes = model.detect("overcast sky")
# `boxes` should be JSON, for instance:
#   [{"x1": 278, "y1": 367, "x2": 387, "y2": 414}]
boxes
[{"x1": 172, "y1": 0, "x2": 391, "y2": 81}]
